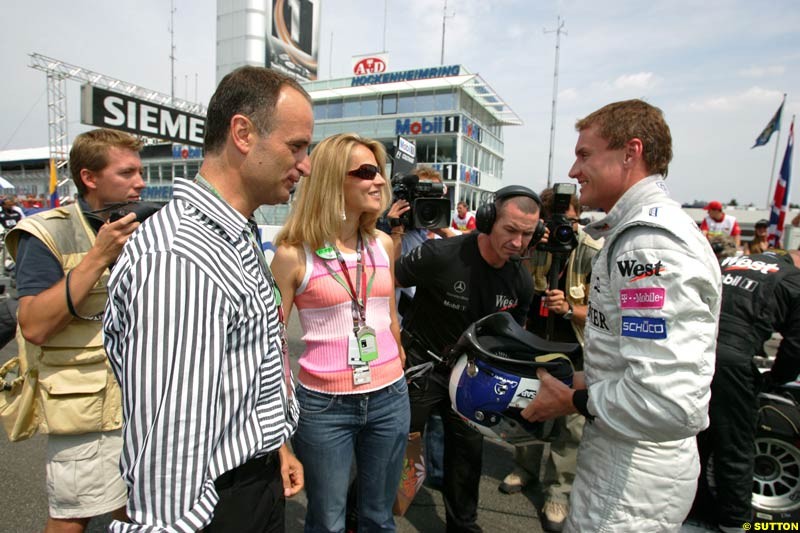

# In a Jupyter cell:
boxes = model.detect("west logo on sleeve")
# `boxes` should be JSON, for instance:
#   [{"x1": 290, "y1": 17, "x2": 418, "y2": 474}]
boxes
[
  {"x1": 720, "y1": 256, "x2": 780, "y2": 275},
  {"x1": 616, "y1": 259, "x2": 665, "y2": 282},
  {"x1": 620, "y1": 288, "x2": 665, "y2": 309},
  {"x1": 621, "y1": 316, "x2": 667, "y2": 339}
]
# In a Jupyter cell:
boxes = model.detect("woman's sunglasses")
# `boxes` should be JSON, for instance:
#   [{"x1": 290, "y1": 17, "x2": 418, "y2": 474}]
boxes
[{"x1": 347, "y1": 164, "x2": 381, "y2": 180}]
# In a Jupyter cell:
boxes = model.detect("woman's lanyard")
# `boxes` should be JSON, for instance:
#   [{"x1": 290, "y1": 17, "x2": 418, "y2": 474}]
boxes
[
  {"x1": 320, "y1": 234, "x2": 380, "y2": 381},
  {"x1": 320, "y1": 233, "x2": 376, "y2": 332}
]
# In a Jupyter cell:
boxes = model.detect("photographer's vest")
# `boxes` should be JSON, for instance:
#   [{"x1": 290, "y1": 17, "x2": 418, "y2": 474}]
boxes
[
  {"x1": 5, "y1": 202, "x2": 122, "y2": 435},
  {"x1": 529, "y1": 229, "x2": 604, "y2": 346}
]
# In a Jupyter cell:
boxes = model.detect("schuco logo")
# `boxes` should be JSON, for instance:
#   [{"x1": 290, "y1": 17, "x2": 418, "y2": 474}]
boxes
[
  {"x1": 353, "y1": 57, "x2": 387, "y2": 75},
  {"x1": 621, "y1": 316, "x2": 667, "y2": 339}
]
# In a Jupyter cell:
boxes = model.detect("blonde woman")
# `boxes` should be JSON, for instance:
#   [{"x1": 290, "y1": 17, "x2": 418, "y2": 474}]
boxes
[{"x1": 271, "y1": 133, "x2": 409, "y2": 532}]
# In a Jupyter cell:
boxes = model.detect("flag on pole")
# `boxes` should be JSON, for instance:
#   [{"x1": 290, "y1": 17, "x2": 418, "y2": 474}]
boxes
[
  {"x1": 767, "y1": 117, "x2": 794, "y2": 248},
  {"x1": 753, "y1": 96, "x2": 785, "y2": 148},
  {"x1": 48, "y1": 158, "x2": 60, "y2": 208}
]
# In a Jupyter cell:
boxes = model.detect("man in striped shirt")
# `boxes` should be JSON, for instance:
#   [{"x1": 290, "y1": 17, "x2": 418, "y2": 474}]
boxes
[{"x1": 104, "y1": 67, "x2": 313, "y2": 532}]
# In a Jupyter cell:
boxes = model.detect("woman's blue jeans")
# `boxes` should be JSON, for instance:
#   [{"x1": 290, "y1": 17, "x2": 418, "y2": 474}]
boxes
[{"x1": 293, "y1": 377, "x2": 411, "y2": 533}]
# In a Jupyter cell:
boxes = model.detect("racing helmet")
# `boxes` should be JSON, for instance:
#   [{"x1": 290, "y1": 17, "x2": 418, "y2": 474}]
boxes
[{"x1": 448, "y1": 312, "x2": 579, "y2": 444}]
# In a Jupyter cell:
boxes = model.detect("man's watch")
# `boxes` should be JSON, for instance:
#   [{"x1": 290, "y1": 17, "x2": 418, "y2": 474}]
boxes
[{"x1": 562, "y1": 303, "x2": 574, "y2": 321}]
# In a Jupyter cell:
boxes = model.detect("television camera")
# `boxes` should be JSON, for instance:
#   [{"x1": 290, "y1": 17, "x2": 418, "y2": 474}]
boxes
[
  {"x1": 390, "y1": 135, "x2": 450, "y2": 230},
  {"x1": 537, "y1": 182, "x2": 578, "y2": 255},
  {"x1": 391, "y1": 174, "x2": 451, "y2": 230}
]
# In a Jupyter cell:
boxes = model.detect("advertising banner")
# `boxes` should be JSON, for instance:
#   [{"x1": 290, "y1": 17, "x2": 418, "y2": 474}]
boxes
[
  {"x1": 172, "y1": 144, "x2": 203, "y2": 160},
  {"x1": 266, "y1": 0, "x2": 320, "y2": 81},
  {"x1": 395, "y1": 116, "x2": 460, "y2": 136},
  {"x1": 351, "y1": 65, "x2": 460, "y2": 87},
  {"x1": 352, "y1": 53, "x2": 388, "y2": 76},
  {"x1": 393, "y1": 136, "x2": 416, "y2": 176},
  {"x1": 80, "y1": 85, "x2": 205, "y2": 147}
]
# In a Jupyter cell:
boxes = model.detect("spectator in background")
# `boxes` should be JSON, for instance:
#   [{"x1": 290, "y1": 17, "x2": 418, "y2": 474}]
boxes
[
  {"x1": 0, "y1": 198, "x2": 24, "y2": 230},
  {"x1": 746, "y1": 219, "x2": 770, "y2": 255},
  {"x1": 10, "y1": 197, "x2": 26, "y2": 218},
  {"x1": 708, "y1": 234, "x2": 738, "y2": 260},
  {"x1": 452, "y1": 201, "x2": 477, "y2": 233},
  {"x1": 701, "y1": 200, "x2": 742, "y2": 249},
  {"x1": 21, "y1": 194, "x2": 42, "y2": 209}
]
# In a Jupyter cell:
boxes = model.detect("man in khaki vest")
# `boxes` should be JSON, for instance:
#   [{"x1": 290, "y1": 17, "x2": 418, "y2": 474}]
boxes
[{"x1": 6, "y1": 128, "x2": 144, "y2": 532}]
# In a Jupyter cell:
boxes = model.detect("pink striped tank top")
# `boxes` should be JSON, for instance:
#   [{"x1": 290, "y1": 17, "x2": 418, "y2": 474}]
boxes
[{"x1": 294, "y1": 237, "x2": 404, "y2": 394}]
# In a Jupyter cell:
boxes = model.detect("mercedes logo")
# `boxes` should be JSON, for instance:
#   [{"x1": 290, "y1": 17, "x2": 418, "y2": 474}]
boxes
[{"x1": 454, "y1": 281, "x2": 466, "y2": 293}]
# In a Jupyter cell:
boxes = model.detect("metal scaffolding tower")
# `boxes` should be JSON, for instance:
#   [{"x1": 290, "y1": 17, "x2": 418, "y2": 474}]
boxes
[
  {"x1": 29, "y1": 52, "x2": 208, "y2": 195},
  {"x1": 43, "y1": 70, "x2": 70, "y2": 185},
  {"x1": 29, "y1": 53, "x2": 206, "y2": 115}
]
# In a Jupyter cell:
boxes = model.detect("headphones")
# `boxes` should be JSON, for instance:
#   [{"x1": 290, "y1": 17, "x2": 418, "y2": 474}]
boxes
[{"x1": 475, "y1": 185, "x2": 544, "y2": 239}]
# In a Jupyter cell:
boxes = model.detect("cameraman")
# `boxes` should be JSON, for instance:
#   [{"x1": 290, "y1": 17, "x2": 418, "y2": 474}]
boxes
[
  {"x1": 526, "y1": 188, "x2": 601, "y2": 342},
  {"x1": 4, "y1": 128, "x2": 143, "y2": 532},
  {"x1": 498, "y1": 188, "x2": 603, "y2": 532},
  {"x1": 452, "y1": 201, "x2": 477, "y2": 233},
  {"x1": 396, "y1": 186, "x2": 541, "y2": 532},
  {"x1": 382, "y1": 165, "x2": 457, "y2": 261},
  {"x1": 380, "y1": 165, "x2": 455, "y2": 490}
]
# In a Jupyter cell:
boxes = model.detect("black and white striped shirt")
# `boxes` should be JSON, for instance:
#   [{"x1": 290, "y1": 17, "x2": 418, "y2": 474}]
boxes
[{"x1": 104, "y1": 177, "x2": 298, "y2": 532}]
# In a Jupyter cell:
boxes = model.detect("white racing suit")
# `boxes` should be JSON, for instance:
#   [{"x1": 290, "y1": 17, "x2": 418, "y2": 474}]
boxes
[{"x1": 567, "y1": 176, "x2": 722, "y2": 532}]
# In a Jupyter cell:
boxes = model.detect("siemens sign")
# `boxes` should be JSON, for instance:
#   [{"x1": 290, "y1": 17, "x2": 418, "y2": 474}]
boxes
[
  {"x1": 396, "y1": 116, "x2": 460, "y2": 136},
  {"x1": 81, "y1": 85, "x2": 205, "y2": 147}
]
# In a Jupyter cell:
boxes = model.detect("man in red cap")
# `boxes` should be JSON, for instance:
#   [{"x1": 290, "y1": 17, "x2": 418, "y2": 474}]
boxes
[{"x1": 701, "y1": 200, "x2": 741, "y2": 249}]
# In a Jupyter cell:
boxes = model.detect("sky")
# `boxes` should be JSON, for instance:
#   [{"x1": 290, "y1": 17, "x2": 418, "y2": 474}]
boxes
[{"x1": 1, "y1": 0, "x2": 799, "y2": 208}]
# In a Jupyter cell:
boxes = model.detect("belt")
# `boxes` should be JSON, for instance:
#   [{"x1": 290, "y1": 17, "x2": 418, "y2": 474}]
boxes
[
  {"x1": 402, "y1": 331, "x2": 454, "y2": 386},
  {"x1": 215, "y1": 450, "x2": 279, "y2": 490},
  {"x1": 401, "y1": 330, "x2": 447, "y2": 365}
]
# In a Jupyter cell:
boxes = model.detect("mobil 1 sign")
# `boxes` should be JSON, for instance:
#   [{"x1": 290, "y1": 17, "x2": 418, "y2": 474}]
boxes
[
  {"x1": 395, "y1": 115, "x2": 460, "y2": 136},
  {"x1": 81, "y1": 85, "x2": 205, "y2": 147}
]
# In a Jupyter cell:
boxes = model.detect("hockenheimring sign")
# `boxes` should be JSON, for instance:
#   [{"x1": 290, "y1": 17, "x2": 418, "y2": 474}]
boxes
[{"x1": 80, "y1": 85, "x2": 205, "y2": 147}]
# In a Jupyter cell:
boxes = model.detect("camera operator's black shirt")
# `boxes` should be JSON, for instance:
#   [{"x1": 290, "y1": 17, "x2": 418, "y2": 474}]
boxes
[{"x1": 396, "y1": 233, "x2": 533, "y2": 359}]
